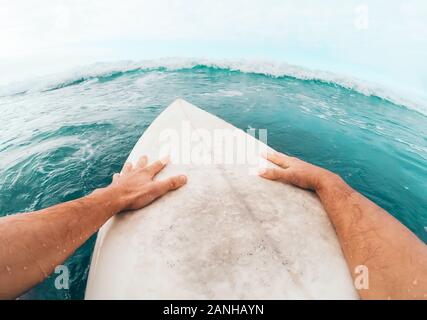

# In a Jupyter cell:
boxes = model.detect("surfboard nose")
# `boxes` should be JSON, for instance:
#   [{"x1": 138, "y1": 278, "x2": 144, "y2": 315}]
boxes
[
  {"x1": 166, "y1": 98, "x2": 202, "y2": 115},
  {"x1": 169, "y1": 98, "x2": 186, "y2": 109}
]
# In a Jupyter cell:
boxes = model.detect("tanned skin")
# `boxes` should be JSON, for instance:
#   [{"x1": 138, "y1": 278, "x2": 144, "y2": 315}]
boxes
[
  {"x1": 259, "y1": 152, "x2": 427, "y2": 299},
  {"x1": 0, "y1": 155, "x2": 187, "y2": 299},
  {"x1": 1, "y1": 151, "x2": 426, "y2": 300}
]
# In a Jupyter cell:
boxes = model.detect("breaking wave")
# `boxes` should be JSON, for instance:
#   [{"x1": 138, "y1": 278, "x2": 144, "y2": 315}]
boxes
[{"x1": 1, "y1": 58, "x2": 425, "y2": 115}]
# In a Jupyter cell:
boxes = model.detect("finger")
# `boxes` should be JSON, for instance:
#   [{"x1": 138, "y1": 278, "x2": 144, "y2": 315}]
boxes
[
  {"x1": 264, "y1": 152, "x2": 292, "y2": 169},
  {"x1": 144, "y1": 155, "x2": 170, "y2": 178},
  {"x1": 137, "y1": 155, "x2": 148, "y2": 169},
  {"x1": 150, "y1": 175, "x2": 187, "y2": 199},
  {"x1": 121, "y1": 162, "x2": 133, "y2": 174},
  {"x1": 112, "y1": 173, "x2": 120, "y2": 183},
  {"x1": 258, "y1": 167, "x2": 288, "y2": 181}
]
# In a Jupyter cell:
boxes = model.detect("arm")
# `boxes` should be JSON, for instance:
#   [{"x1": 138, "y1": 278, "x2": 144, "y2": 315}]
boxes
[
  {"x1": 0, "y1": 155, "x2": 186, "y2": 299},
  {"x1": 259, "y1": 152, "x2": 427, "y2": 299}
]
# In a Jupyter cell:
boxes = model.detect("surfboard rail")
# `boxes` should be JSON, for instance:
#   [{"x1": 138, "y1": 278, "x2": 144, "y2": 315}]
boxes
[{"x1": 85, "y1": 99, "x2": 358, "y2": 300}]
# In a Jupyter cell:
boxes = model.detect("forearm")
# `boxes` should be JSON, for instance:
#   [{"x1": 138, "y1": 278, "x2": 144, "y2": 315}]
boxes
[
  {"x1": 0, "y1": 186, "x2": 124, "y2": 299},
  {"x1": 0, "y1": 155, "x2": 185, "y2": 299},
  {"x1": 316, "y1": 173, "x2": 427, "y2": 299}
]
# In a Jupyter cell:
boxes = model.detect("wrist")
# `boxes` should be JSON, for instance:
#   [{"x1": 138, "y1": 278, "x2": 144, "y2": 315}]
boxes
[
  {"x1": 90, "y1": 185, "x2": 128, "y2": 214},
  {"x1": 314, "y1": 169, "x2": 341, "y2": 193}
]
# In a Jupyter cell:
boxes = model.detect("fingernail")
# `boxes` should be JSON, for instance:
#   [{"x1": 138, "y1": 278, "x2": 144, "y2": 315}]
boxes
[
  {"x1": 179, "y1": 175, "x2": 187, "y2": 184},
  {"x1": 160, "y1": 155, "x2": 170, "y2": 164},
  {"x1": 260, "y1": 151, "x2": 268, "y2": 158},
  {"x1": 258, "y1": 168, "x2": 267, "y2": 175}
]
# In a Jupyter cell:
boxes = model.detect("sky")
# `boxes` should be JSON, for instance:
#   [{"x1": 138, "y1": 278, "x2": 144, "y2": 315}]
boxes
[{"x1": 0, "y1": 0, "x2": 426, "y2": 103}]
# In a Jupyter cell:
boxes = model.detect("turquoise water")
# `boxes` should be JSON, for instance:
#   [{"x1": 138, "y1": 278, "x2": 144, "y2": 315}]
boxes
[{"x1": 0, "y1": 64, "x2": 426, "y2": 299}]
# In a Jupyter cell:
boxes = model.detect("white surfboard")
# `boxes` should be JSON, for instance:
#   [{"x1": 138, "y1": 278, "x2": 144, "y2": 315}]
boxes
[{"x1": 85, "y1": 98, "x2": 358, "y2": 299}]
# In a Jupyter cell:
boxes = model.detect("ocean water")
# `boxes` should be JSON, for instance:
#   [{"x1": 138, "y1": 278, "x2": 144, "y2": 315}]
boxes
[{"x1": 0, "y1": 60, "x2": 426, "y2": 299}]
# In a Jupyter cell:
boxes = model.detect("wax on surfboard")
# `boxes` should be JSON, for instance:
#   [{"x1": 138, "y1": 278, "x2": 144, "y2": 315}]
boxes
[{"x1": 85, "y1": 99, "x2": 358, "y2": 299}]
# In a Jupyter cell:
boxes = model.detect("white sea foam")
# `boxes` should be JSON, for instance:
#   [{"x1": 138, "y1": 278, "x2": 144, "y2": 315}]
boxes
[
  {"x1": 135, "y1": 72, "x2": 168, "y2": 88},
  {"x1": 201, "y1": 89, "x2": 244, "y2": 97},
  {"x1": 0, "y1": 58, "x2": 426, "y2": 115}
]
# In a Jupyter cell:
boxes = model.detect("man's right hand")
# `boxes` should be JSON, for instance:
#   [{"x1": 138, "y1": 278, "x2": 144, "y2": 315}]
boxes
[
  {"x1": 258, "y1": 152, "x2": 335, "y2": 191},
  {"x1": 258, "y1": 151, "x2": 427, "y2": 300}
]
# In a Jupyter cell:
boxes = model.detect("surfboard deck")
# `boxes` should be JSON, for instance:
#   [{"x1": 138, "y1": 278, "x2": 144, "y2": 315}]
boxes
[{"x1": 85, "y1": 98, "x2": 357, "y2": 299}]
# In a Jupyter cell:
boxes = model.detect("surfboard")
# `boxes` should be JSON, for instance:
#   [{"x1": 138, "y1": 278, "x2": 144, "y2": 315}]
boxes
[{"x1": 85, "y1": 98, "x2": 358, "y2": 299}]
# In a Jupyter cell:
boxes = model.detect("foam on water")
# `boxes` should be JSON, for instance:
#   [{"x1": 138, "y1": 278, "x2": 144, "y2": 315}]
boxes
[
  {"x1": 0, "y1": 62, "x2": 426, "y2": 299},
  {"x1": 1, "y1": 58, "x2": 426, "y2": 115}
]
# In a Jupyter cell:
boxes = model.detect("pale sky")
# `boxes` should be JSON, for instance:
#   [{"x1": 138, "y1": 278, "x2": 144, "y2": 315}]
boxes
[{"x1": 0, "y1": 0, "x2": 426, "y2": 103}]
